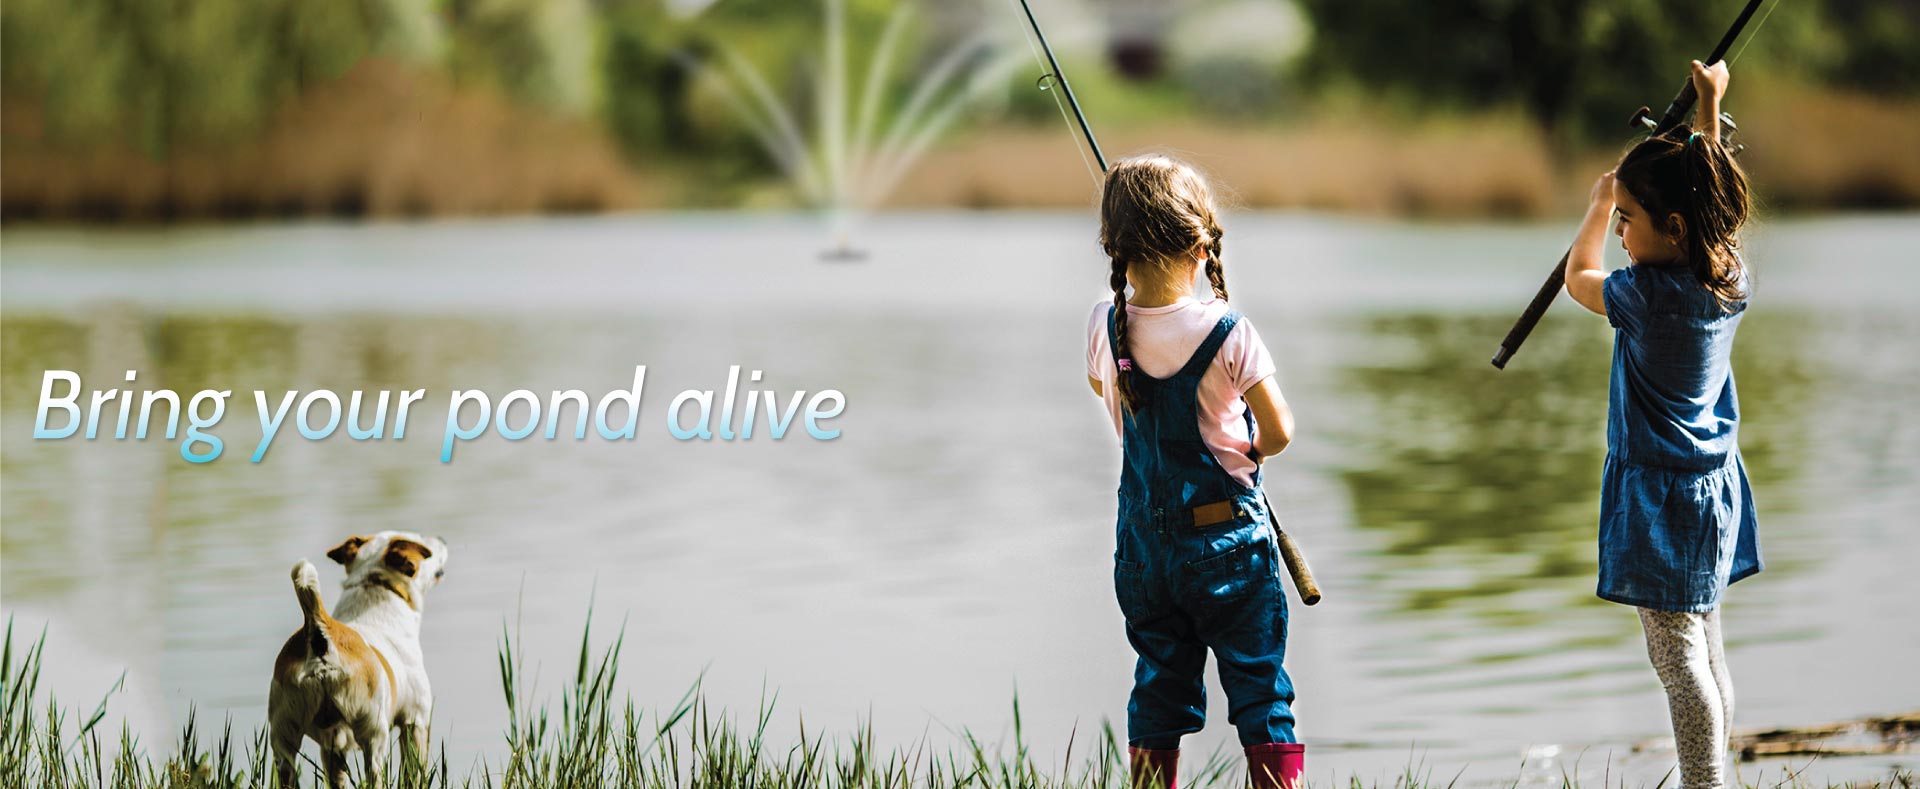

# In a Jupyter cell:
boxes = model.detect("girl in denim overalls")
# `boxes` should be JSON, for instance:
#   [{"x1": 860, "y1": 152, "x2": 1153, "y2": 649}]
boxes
[
  {"x1": 1561, "y1": 62, "x2": 1760, "y2": 789},
  {"x1": 1085, "y1": 156, "x2": 1303, "y2": 789}
]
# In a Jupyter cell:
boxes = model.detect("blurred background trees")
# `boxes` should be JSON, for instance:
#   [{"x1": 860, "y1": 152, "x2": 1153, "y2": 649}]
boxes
[
  {"x1": 3, "y1": 0, "x2": 1915, "y2": 219},
  {"x1": 1292, "y1": 0, "x2": 1919, "y2": 136}
]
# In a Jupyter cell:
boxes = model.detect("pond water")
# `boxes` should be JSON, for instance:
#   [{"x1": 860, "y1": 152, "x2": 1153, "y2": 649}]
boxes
[{"x1": 3, "y1": 212, "x2": 1916, "y2": 785}]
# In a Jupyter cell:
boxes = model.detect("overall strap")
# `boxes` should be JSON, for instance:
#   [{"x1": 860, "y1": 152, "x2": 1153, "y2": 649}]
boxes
[{"x1": 1175, "y1": 310, "x2": 1241, "y2": 379}]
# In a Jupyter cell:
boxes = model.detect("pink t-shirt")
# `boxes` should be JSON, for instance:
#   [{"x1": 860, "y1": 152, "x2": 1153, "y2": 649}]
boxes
[{"x1": 1085, "y1": 297, "x2": 1278, "y2": 489}]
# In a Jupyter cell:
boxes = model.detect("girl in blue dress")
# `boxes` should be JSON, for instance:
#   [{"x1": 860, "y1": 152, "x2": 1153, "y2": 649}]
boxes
[{"x1": 1562, "y1": 60, "x2": 1761, "y2": 788}]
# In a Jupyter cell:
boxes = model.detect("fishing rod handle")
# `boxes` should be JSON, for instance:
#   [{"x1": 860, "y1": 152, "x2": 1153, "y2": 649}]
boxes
[
  {"x1": 1261, "y1": 496, "x2": 1321, "y2": 606},
  {"x1": 1653, "y1": 78, "x2": 1700, "y2": 133},
  {"x1": 1274, "y1": 528, "x2": 1321, "y2": 606},
  {"x1": 1490, "y1": 248, "x2": 1573, "y2": 369}
]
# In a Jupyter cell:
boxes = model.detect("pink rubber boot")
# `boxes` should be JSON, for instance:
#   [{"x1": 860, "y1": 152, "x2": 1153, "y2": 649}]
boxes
[
  {"x1": 1245, "y1": 743, "x2": 1305, "y2": 789},
  {"x1": 1128, "y1": 746, "x2": 1180, "y2": 789}
]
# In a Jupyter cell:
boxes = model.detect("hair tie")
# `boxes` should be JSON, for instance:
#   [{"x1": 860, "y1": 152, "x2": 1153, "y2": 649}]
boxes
[
  {"x1": 1688, "y1": 131, "x2": 1704, "y2": 144},
  {"x1": 1116, "y1": 358, "x2": 1134, "y2": 372}
]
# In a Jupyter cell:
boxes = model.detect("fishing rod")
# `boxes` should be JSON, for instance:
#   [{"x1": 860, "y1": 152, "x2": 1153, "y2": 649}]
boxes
[
  {"x1": 1013, "y1": 0, "x2": 1106, "y2": 172},
  {"x1": 1489, "y1": 0, "x2": 1773, "y2": 370},
  {"x1": 1012, "y1": 0, "x2": 1322, "y2": 606}
]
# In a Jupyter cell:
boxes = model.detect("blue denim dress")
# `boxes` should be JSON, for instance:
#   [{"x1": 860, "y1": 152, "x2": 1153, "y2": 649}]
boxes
[
  {"x1": 1107, "y1": 306, "x2": 1296, "y2": 749},
  {"x1": 1599, "y1": 264, "x2": 1763, "y2": 613}
]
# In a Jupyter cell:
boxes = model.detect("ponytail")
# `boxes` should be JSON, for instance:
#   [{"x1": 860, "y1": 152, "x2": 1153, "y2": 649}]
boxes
[
  {"x1": 1616, "y1": 126, "x2": 1752, "y2": 309},
  {"x1": 1680, "y1": 131, "x2": 1751, "y2": 307}
]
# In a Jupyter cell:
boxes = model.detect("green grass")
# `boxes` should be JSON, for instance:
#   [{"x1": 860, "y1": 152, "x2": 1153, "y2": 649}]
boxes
[{"x1": 1, "y1": 616, "x2": 1912, "y2": 789}]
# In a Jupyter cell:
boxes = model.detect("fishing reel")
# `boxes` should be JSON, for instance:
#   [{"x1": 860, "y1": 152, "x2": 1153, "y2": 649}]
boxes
[{"x1": 1628, "y1": 106, "x2": 1745, "y2": 155}]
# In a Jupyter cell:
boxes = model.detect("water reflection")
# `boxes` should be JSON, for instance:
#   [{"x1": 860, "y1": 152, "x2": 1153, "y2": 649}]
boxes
[
  {"x1": 1322, "y1": 306, "x2": 1825, "y2": 727},
  {"x1": 1337, "y1": 313, "x2": 1613, "y2": 616}
]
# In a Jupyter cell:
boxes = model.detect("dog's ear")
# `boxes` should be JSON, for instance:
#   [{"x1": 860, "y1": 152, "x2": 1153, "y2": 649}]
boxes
[
  {"x1": 383, "y1": 538, "x2": 433, "y2": 577},
  {"x1": 326, "y1": 535, "x2": 370, "y2": 566}
]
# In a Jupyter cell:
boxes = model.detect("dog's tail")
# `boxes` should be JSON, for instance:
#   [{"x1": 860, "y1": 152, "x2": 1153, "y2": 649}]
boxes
[{"x1": 291, "y1": 561, "x2": 332, "y2": 657}]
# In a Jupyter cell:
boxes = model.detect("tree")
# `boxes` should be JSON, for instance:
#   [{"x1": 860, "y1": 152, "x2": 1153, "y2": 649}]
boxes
[{"x1": 1290, "y1": 0, "x2": 1813, "y2": 139}]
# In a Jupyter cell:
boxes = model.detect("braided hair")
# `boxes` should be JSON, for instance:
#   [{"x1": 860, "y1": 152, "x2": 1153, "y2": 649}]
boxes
[
  {"x1": 1615, "y1": 126, "x2": 1752, "y2": 309},
  {"x1": 1099, "y1": 155, "x2": 1227, "y2": 412}
]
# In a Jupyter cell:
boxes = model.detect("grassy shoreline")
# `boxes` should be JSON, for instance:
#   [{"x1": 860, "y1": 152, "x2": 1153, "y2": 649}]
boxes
[{"x1": 2, "y1": 619, "x2": 1911, "y2": 789}]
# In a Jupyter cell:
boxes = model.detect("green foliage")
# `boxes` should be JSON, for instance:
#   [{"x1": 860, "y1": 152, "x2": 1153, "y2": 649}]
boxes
[
  {"x1": 1288, "y1": 0, "x2": 1885, "y2": 138},
  {"x1": 446, "y1": 0, "x2": 599, "y2": 113},
  {"x1": 1293, "y1": 0, "x2": 1693, "y2": 134},
  {"x1": 3, "y1": 0, "x2": 1915, "y2": 208},
  {"x1": 0, "y1": 0, "x2": 419, "y2": 153},
  {"x1": 1818, "y1": 0, "x2": 1920, "y2": 94},
  {"x1": 6, "y1": 616, "x2": 1919, "y2": 788},
  {"x1": 0, "y1": 0, "x2": 157, "y2": 145},
  {"x1": 599, "y1": 3, "x2": 692, "y2": 154},
  {"x1": 1000, "y1": 54, "x2": 1202, "y2": 129},
  {"x1": 0, "y1": 614, "x2": 1138, "y2": 788}
]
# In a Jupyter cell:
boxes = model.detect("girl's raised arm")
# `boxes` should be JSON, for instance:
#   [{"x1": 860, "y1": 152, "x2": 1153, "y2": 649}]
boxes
[
  {"x1": 1565, "y1": 171, "x2": 1615, "y2": 316},
  {"x1": 1691, "y1": 60, "x2": 1730, "y2": 141}
]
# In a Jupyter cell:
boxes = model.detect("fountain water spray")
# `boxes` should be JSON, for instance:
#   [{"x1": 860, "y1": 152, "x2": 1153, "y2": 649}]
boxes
[{"x1": 689, "y1": 0, "x2": 1030, "y2": 260}]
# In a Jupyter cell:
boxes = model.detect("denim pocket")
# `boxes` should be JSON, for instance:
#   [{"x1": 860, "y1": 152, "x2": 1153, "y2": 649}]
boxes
[
  {"x1": 1182, "y1": 534, "x2": 1269, "y2": 609},
  {"x1": 1114, "y1": 554, "x2": 1150, "y2": 622}
]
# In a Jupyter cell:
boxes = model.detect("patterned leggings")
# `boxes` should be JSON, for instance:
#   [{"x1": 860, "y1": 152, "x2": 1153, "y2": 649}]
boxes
[{"x1": 1637, "y1": 608, "x2": 1734, "y2": 789}]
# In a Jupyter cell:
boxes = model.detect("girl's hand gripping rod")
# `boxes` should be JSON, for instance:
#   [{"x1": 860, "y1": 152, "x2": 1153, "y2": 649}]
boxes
[
  {"x1": 1490, "y1": 0, "x2": 1771, "y2": 369},
  {"x1": 1013, "y1": 0, "x2": 1322, "y2": 605}
]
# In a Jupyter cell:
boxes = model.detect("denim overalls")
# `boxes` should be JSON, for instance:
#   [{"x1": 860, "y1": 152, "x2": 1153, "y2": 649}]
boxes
[{"x1": 1108, "y1": 305, "x2": 1296, "y2": 749}]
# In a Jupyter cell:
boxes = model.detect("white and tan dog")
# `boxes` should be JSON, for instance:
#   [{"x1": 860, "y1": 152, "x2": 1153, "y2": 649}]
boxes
[{"x1": 269, "y1": 531, "x2": 449, "y2": 788}]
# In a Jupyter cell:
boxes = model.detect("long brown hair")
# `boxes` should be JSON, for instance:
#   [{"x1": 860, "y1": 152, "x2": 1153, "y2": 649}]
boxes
[
  {"x1": 1098, "y1": 155, "x2": 1226, "y2": 412},
  {"x1": 1615, "y1": 126, "x2": 1752, "y2": 308}
]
